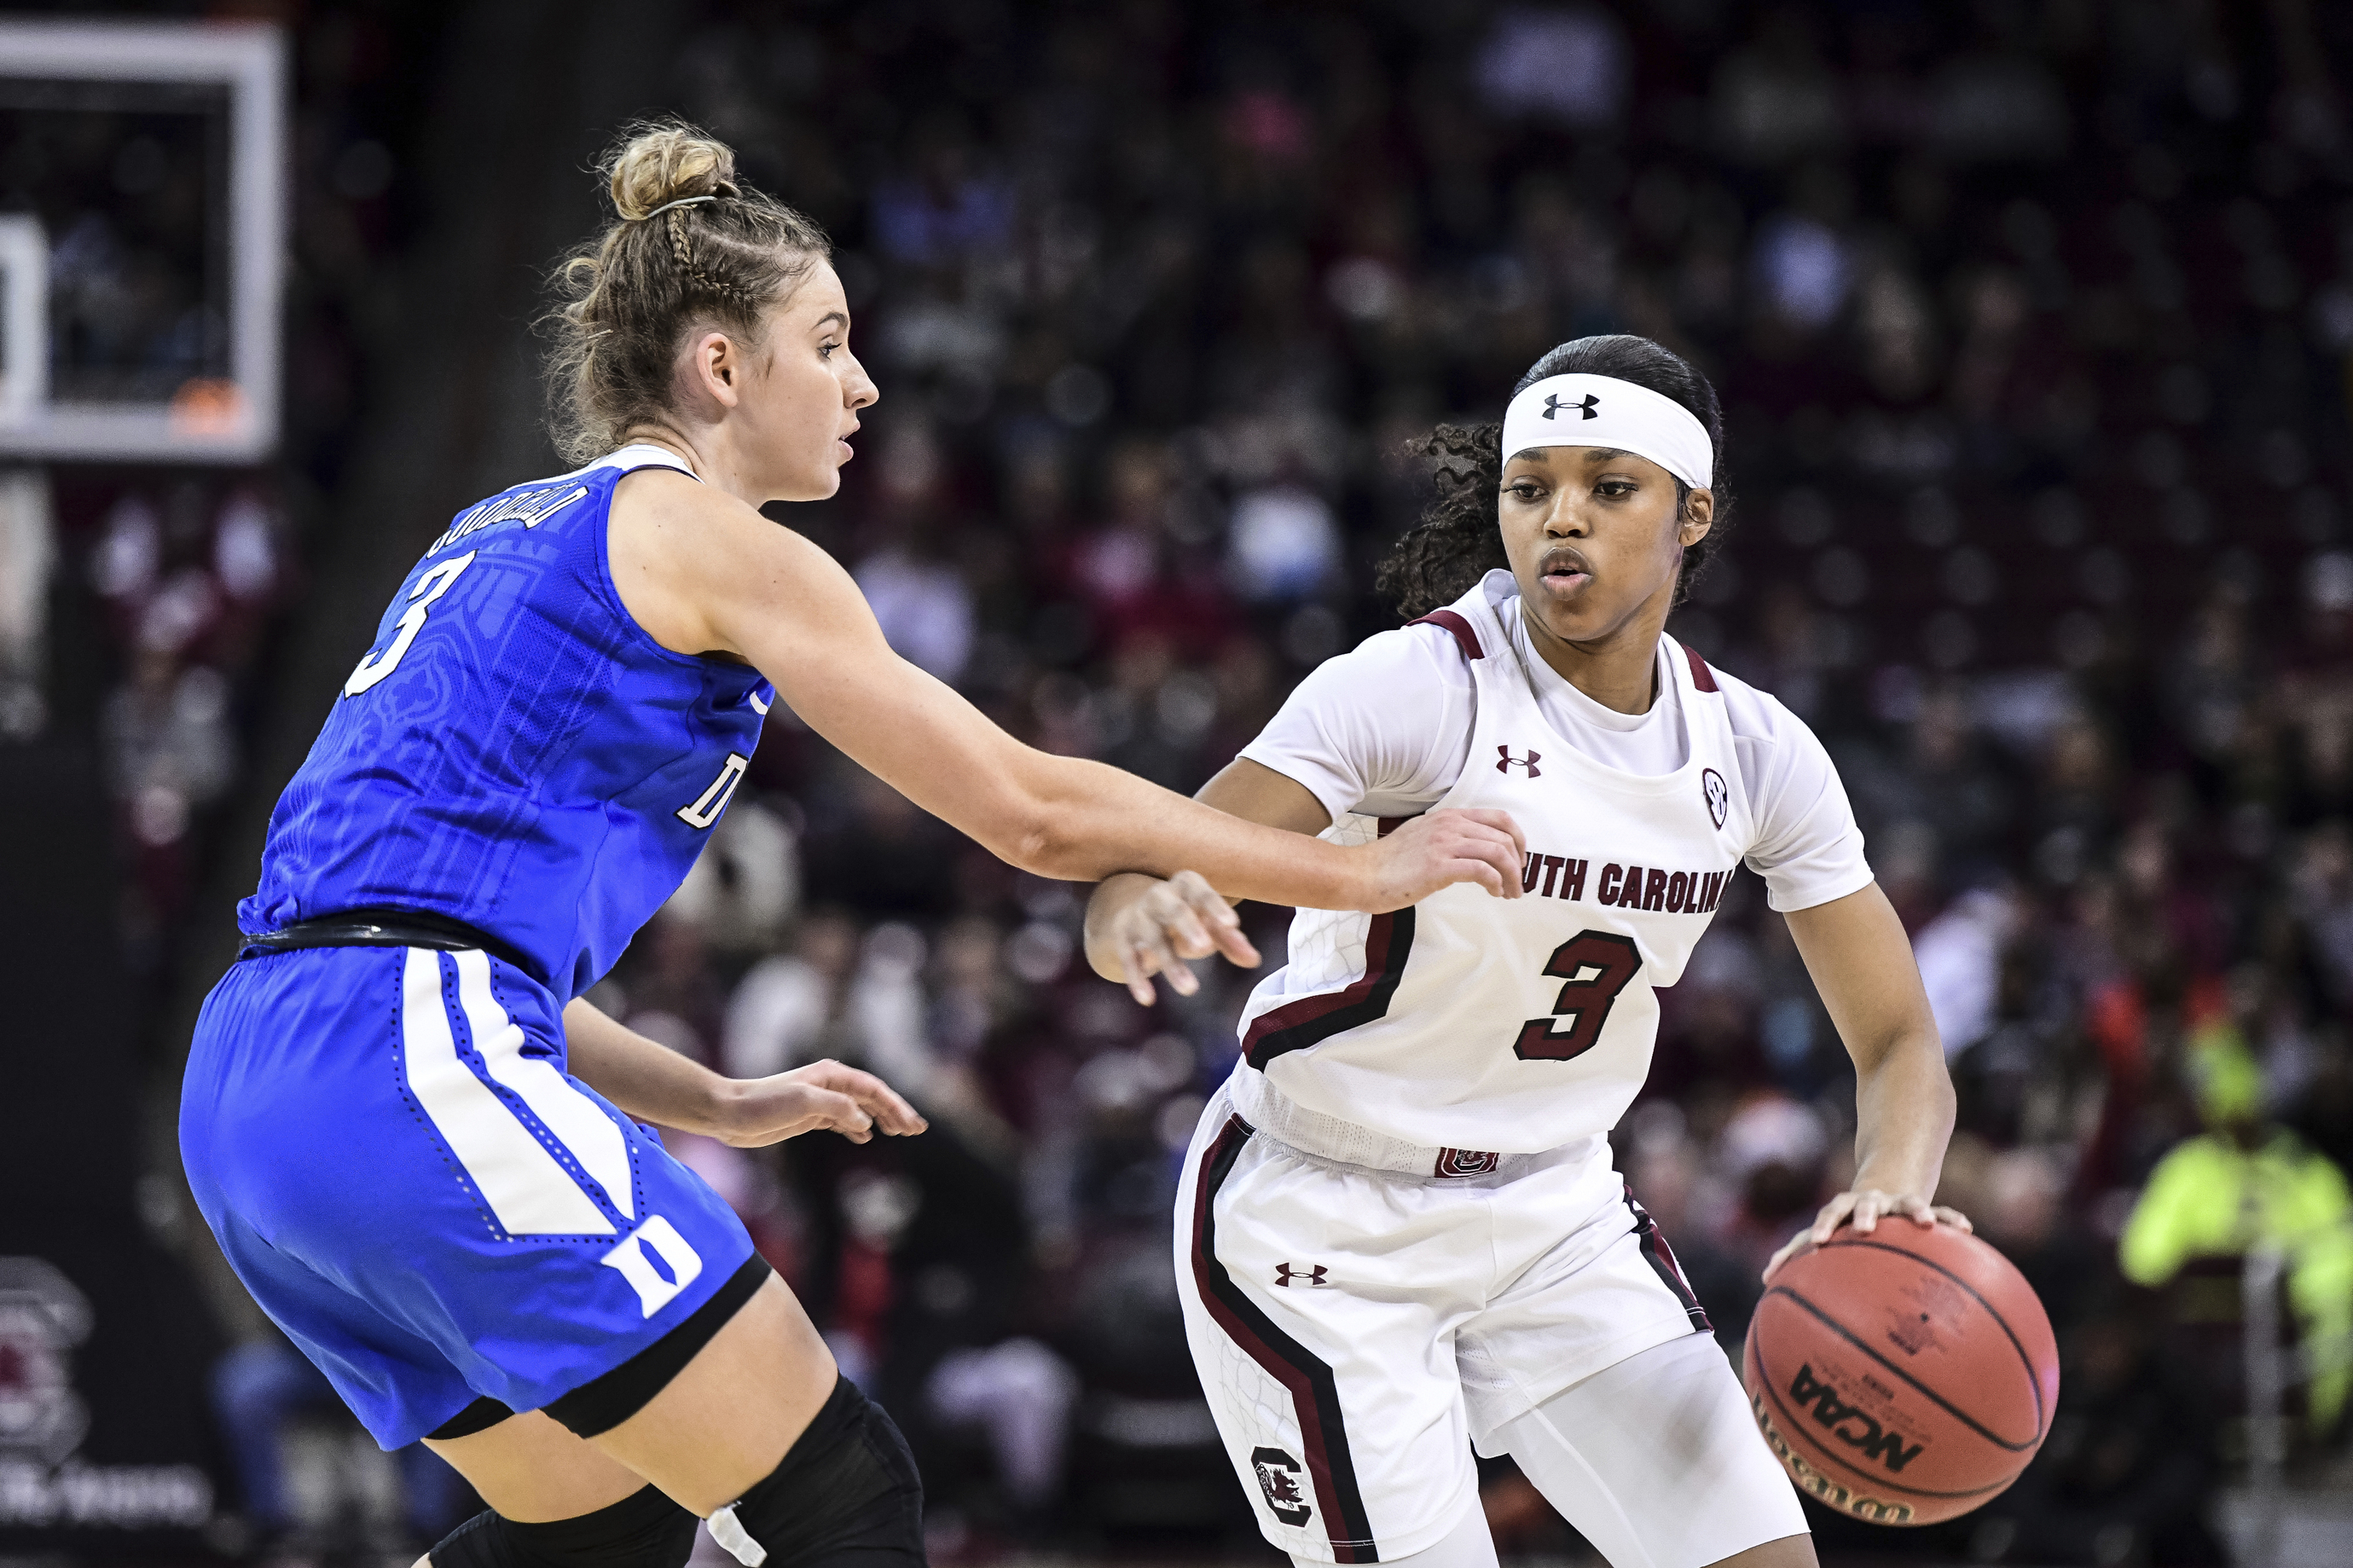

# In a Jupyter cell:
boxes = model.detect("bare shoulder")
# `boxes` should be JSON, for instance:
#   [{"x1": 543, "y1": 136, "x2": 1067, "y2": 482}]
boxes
[
  {"x1": 607, "y1": 465, "x2": 768, "y2": 559},
  {"x1": 607, "y1": 469, "x2": 837, "y2": 657}
]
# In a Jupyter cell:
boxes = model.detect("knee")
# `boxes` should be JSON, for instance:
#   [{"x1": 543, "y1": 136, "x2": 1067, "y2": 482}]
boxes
[
  {"x1": 707, "y1": 1374, "x2": 924, "y2": 1568},
  {"x1": 425, "y1": 1484, "x2": 697, "y2": 1568}
]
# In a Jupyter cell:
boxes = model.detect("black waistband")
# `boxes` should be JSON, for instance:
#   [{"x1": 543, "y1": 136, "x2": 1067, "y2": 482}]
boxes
[{"x1": 239, "y1": 908, "x2": 540, "y2": 980}]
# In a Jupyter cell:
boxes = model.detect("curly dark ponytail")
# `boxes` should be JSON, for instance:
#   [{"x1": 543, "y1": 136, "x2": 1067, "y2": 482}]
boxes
[{"x1": 1375, "y1": 335, "x2": 1732, "y2": 620}]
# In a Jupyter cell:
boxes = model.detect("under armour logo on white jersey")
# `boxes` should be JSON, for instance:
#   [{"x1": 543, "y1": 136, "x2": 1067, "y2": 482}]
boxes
[
  {"x1": 1274, "y1": 1263, "x2": 1330, "y2": 1287},
  {"x1": 1497, "y1": 745, "x2": 1542, "y2": 777},
  {"x1": 1543, "y1": 392, "x2": 1600, "y2": 420}
]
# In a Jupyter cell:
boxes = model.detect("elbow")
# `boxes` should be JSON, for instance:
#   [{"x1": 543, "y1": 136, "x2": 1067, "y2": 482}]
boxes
[{"x1": 1002, "y1": 801, "x2": 1097, "y2": 884}]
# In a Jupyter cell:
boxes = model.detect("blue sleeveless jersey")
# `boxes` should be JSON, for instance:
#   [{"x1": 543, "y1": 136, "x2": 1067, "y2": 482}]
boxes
[{"x1": 239, "y1": 447, "x2": 771, "y2": 999}]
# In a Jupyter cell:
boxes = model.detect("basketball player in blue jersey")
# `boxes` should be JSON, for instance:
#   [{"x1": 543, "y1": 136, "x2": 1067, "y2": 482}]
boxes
[{"x1": 180, "y1": 122, "x2": 1527, "y2": 1568}]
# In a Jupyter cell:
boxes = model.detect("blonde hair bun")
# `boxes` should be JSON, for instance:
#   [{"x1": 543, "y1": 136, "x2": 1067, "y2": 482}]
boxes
[
  {"x1": 543, "y1": 119, "x2": 831, "y2": 464},
  {"x1": 606, "y1": 121, "x2": 742, "y2": 221}
]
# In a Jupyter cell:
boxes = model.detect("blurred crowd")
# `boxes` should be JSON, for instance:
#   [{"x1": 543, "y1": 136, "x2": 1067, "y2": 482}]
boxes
[{"x1": 39, "y1": 1, "x2": 2353, "y2": 1562}]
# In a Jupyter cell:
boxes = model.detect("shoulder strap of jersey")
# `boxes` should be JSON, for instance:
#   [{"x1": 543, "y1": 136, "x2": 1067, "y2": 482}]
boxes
[
  {"x1": 1407, "y1": 608, "x2": 1483, "y2": 661},
  {"x1": 1679, "y1": 639, "x2": 1719, "y2": 694}
]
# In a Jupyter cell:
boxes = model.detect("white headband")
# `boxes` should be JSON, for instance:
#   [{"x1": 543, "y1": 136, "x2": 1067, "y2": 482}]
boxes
[{"x1": 1499, "y1": 373, "x2": 1714, "y2": 489}]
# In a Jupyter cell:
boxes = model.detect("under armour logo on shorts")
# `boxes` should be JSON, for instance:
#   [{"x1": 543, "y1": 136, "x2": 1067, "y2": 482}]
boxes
[
  {"x1": 1498, "y1": 745, "x2": 1542, "y2": 777},
  {"x1": 1543, "y1": 392, "x2": 1600, "y2": 420},
  {"x1": 1274, "y1": 1263, "x2": 1330, "y2": 1287}
]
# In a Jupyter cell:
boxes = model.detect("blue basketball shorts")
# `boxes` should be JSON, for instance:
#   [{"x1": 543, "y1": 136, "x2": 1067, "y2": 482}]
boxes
[{"x1": 180, "y1": 944, "x2": 756, "y2": 1449}]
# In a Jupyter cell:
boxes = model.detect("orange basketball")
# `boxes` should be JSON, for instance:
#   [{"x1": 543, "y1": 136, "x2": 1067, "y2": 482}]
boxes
[{"x1": 1742, "y1": 1221, "x2": 2059, "y2": 1526}]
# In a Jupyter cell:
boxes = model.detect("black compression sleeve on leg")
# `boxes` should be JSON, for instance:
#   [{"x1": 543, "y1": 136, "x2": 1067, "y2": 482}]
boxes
[
  {"x1": 706, "y1": 1375, "x2": 925, "y2": 1568},
  {"x1": 426, "y1": 1484, "x2": 697, "y2": 1568}
]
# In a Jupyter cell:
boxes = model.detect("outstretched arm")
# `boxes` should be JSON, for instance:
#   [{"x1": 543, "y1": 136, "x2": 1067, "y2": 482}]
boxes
[
  {"x1": 1763, "y1": 882, "x2": 1968, "y2": 1280},
  {"x1": 561, "y1": 998, "x2": 926, "y2": 1146},
  {"x1": 609, "y1": 472, "x2": 1524, "y2": 911}
]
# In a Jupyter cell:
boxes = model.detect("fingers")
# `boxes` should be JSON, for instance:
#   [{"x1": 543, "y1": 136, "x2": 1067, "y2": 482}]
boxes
[
  {"x1": 1777, "y1": 1191, "x2": 1962, "y2": 1276},
  {"x1": 841, "y1": 1068, "x2": 928, "y2": 1137},
  {"x1": 1435, "y1": 817, "x2": 1524, "y2": 899},
  {"x1": 1172, "y1": 871, "x2": 1259, "y2": 969},
  {"x1": 1136, "y1": 926, "x2": 1197, "y2": 998},
  {"x1": 797, "y1": 1085, "x2": 872, "y2": 1143},
  {"x1": 1117, "y1": 916, "x2": 1192, "y2": 1004},
  {"x1": 1453, "y1": 807, "x2": 1528, "y2": 860},
  {"x1": 1118, "y1": 943, "x2": 1158, "y2": 1007},
  {"x1": 791, "y1": 1062, "x2": 925, "y2": 1137},
  {"x1": 1763, "y1": 1230, "x2": 1808, "y2": 1284},
  {"x1": 1809, "y1": 1189, "x2": 1859, "y2": 1245},
  {"x1": 1116, "y1": 873, "x2": 1258, "y2": 1005},
  {"x1": 1159, "y1": 897, "x2": 1220, "y2": 960}
]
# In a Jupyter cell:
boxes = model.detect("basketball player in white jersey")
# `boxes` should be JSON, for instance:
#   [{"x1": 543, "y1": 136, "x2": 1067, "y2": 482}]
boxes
[{"x1": 1084, "y1": 336, "x2": 1969, "y2": 1568}]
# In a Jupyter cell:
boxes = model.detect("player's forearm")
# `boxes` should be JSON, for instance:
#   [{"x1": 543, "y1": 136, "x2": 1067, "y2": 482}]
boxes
[
  {"x1": 1849, "y1": 1030, "x2": 1956, "y2": 1202},
  {"x1": 1014, "y1": 753, "x2": 1367, "y2": 906},
  {"x1": 785, "y1": 654, "x2": 1369, "y2": 906},
  {"x1": 561, "y1": 998, "x2": 729, "y2": 1136}
]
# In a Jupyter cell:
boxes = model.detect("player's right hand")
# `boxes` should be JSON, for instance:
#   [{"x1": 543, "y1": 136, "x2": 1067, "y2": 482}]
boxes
[
  {"x1": 1107, "y1": 869, "x2": 1262, "y2": 1005},
  {"x1": 1357, "y1": 807, "x2": 1527, "y2": 911},
  {"x1": 711, "y1": 1059, "x2": 930, "y2": 1146}
]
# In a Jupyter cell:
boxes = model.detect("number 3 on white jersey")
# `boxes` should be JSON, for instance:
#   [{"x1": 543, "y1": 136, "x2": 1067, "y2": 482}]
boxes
[{"x1": 344, "y1": 551, "x2": 478, "y2": 697}]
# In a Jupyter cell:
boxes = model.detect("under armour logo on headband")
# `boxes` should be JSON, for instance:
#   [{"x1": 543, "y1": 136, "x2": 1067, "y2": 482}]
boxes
[{"x1": 1504, "y1": 373, "x2": 1713, "y2": 487}]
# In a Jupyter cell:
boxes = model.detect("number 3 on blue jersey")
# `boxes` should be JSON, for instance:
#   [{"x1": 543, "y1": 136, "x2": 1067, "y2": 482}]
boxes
[{"x1": 344, "y1": 551, "x2": 478, "y2": 697}]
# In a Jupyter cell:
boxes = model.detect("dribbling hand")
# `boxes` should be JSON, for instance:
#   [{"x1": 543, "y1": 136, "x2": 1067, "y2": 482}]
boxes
[
  {"x1": 1108, "y1": 869, "x2": 1262, "y2": 1005},
  {"x1": 1763, "y1": 1188, "x2": 1973, "y2": 1283},
  {"x1": 1359, "y1": 807, "x2": 1528, "y2": 911},
  {"x1": 710, "y1": 1059, "x2": 929, "y2": 1147}
]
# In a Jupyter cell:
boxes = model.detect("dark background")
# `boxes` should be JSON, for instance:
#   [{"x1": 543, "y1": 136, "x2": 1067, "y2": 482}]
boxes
[{"x1": 8, "y1": 2, "x2": 2353, "y2": 1564}]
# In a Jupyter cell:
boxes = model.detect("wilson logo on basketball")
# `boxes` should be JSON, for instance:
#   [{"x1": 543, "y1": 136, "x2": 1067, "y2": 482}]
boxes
[
  {"x1": 1789, "y1": 1364, "x2": 1925, "y2": 1473},
  {"x1": 1249, "y1": 1446, "x2": 1313, "y2": 1526}
]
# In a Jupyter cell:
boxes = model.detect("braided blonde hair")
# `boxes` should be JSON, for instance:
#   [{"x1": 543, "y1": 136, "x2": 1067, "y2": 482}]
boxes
[{"x1": 543, "y1": 120, "x2": 831, "y2": 463}]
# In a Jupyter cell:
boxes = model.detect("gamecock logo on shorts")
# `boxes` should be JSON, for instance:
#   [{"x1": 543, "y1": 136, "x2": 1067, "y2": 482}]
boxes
[
  {"x1": 1434, "y1": 1147, "x2": 1501, "y2": 1177},
  {"x1": 1701, "y1": 767, "x2": 1730, "y2": 830},
  {"x1": 1250, "y1": 1446, "x2": 1313, "y2": 1526}
]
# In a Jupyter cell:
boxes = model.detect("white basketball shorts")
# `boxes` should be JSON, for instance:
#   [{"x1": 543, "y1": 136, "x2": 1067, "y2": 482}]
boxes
[{"x1": 1174, "y1": 1080, "x2": 1776, "y2": 1565}]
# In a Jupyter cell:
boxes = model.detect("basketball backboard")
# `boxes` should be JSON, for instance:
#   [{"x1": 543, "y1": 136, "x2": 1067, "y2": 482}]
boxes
[{"x1": 0, "y1": 18, "x2": 285, "y2": 462}]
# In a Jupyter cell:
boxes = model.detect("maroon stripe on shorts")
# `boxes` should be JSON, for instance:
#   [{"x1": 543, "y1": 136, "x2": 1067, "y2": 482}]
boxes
[
  {"x1": 1190, "y1": 1115, "x2": 1379, "y2": 1563},
  {"x1": 1624, "y1": 1182, "x2": 1713, "y2": 1332}
]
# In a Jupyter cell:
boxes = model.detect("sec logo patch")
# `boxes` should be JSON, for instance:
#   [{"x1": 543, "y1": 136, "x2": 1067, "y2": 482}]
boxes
[{"x1": 1702, "y1": 767, "x2": 1730, "y2": 829}]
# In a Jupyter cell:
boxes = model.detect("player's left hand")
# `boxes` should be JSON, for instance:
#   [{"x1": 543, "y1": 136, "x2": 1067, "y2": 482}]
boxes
[
  {"x1": 1106, "y1": 869, "x2": 1262, "y2": 1005},
  {"x1": 709, "y1": 1059, "x2": 929, "y2": 1147},
  {"x1": 1762, "y1": 1189, "x2": 1972, "y2": 1283}
]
